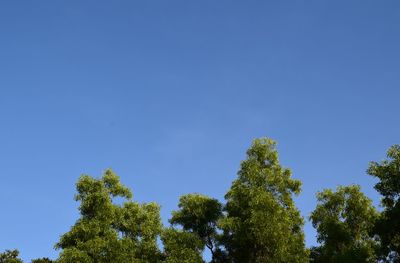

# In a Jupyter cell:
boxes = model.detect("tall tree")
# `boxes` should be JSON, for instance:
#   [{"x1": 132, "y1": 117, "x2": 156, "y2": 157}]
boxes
[
  {"x1": 219, "y1": 138, "x2": 308, "y2": 262},
  {"x1": 55, "y1": 169, "x2": 162, "y2": 263},
  {"x1": 368, "y1": 145, "x2": 400, "y2": 262},
  {"x1": 0, "y1": 250, "x2": 23, "y2": 263},
  {"x1": 169, "y1": 193, "x2": 225, "y2": 261},
  {"x1": 310, "y1": 185, "x2": 378, "y2": 262}
]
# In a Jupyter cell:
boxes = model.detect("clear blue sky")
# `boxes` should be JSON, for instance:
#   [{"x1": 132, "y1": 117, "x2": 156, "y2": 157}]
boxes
[{"x1": 1, "y1": 1, "x2": 399, "y2": 261}]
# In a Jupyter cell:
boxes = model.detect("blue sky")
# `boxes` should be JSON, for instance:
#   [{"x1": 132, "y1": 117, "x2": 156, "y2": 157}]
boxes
[{"x1": 1, "y1": 1, "x2": 399, "y2": 261}]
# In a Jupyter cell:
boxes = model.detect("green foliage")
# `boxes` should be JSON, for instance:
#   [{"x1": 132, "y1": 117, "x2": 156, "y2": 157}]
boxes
[
  {"x1": 0, "y1": 250, "x2": 23, "y2": 263},
  {"x1": 368, "y1": 145, "x2": 400, "y2": 261},
  {"x1": 170, "y1": 194, "x2": 223, "y2": 260},
  {"x1": 220, "y1": 138, "x2": 308, "y2": 262},
  {"x1": 55, "y1": 169, "x2": 162, "y2": 263},
  {"x1": 7, "y1": 139, "x2": 399, "y2": 263},
  {"x1": 310, "y1": 185, "x2": 378, "y2": 262},
  {"x1": 31, "y1": 258, "x2": 53, "y2": 263},
  {"x1": 161, "y1": 228, "x2": 204, "y2": 263}
]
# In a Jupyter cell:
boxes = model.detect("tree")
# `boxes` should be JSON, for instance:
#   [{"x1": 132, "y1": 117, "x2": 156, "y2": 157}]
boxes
[
  {"x1": 169, "y1": 193, "x2": 225, "y2": 261},
  {"x1": 31, "y1": 258, "x2": 53, "y2": 263},
  {"x1": 368, "y1": 145, "x2": 400, "y2": 262},
  {"x1": 161, "y1": 228, "x2": 204, "y2": 263},
  {"x1": 310, "y1": 185, "x2": 378, "y2": 262},
  {"x1": 55, "y1": 169, "x2": 162, "y2": 263},
  {"x1": 219, "y1": 138, "x2": 308, "y2": 262},
  {"x1": 0, "y1": 250, "x2": 22, "y2": 263}
]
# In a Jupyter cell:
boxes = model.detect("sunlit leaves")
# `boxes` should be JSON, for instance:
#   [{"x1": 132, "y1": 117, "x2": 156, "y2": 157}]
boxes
[
  {"x1": 310, "y1": 185, "x2": 378, "y2": 262},
  {"x1": 221, "y1": 138, "x2": 308, "y2": 262},
  {"x1": 55, "y1": 169, "x2": 162, "y2": 263}
]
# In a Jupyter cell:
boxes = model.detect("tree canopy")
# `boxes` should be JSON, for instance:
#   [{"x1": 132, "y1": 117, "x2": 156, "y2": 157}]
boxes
[
  {"x1": 0, "y1": 250, "x2": 23, "y2": 263},
  {"x1": 2, "y1": 138, "x2": 399, "y2": 262},
  {"x1": 310, "y1": 185, "x2": 378, "y2": 262},
  {"x1": 55, "y1": 169, "x2": 162, "y2": 263},
  {"x1": 368, "y1": 145, "x2": 400, "y2": 262},
  {"x1": 169, "y1": 193, "x2": 224, "y2": 261},
  {"x1": 220, "y1": 138, "x2": 308, "y2": 262}
]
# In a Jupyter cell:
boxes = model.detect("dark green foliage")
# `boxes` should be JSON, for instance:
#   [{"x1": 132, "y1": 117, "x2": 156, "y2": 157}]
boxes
[
  {"x1": 310, "y1": 185, "x2": 378, "y2": 262},
  {"x1": 220, "y1": 138, "x2": 308, "y2": 262},
  {"x1": 0, "y1": 250, "x2": 22, "y2": 263},
  {"x1": 368, "y1": 145, "x2": 400, "y2": 262},
  {"x1": 170, "y1": 194, "x2": 223, "y2": 260},
  {"x1": 31, "y1": 258, "x2": 53, "y2": 263},
  {"x1": 161, "y1": 228, "x2": 205, "y2": 263}
]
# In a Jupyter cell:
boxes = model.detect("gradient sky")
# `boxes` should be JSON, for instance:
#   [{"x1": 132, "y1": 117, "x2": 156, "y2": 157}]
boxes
[{"x1": 1, "y1": 1, "x2": 399, "y2": 261}]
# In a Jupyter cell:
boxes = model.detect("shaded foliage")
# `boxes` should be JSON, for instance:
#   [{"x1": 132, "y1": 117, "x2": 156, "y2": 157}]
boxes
[
  {"x1": 161, "y1": 228, "x2": 205, "y2": 263},
  {"x1": 368, "y1": 145, "x2": 400, "y2": 262},
  {"x1": 310, "y1": 185, "x2": 378, "y2": 262},
  {"x1": 170, "y1": 193, "x2": 224, "y2": 260},
  {"x1": 0, "y1": 250, "x2": 22, "y2": 263},
  {"x1": 31, "y1": 258, "x2": 53, "y2": 263}
]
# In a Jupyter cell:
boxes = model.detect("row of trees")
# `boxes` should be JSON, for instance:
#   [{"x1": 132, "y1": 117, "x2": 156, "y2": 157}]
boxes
[{"x1": 1, "y1": 138, "x2": 399, "y2": 262}]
